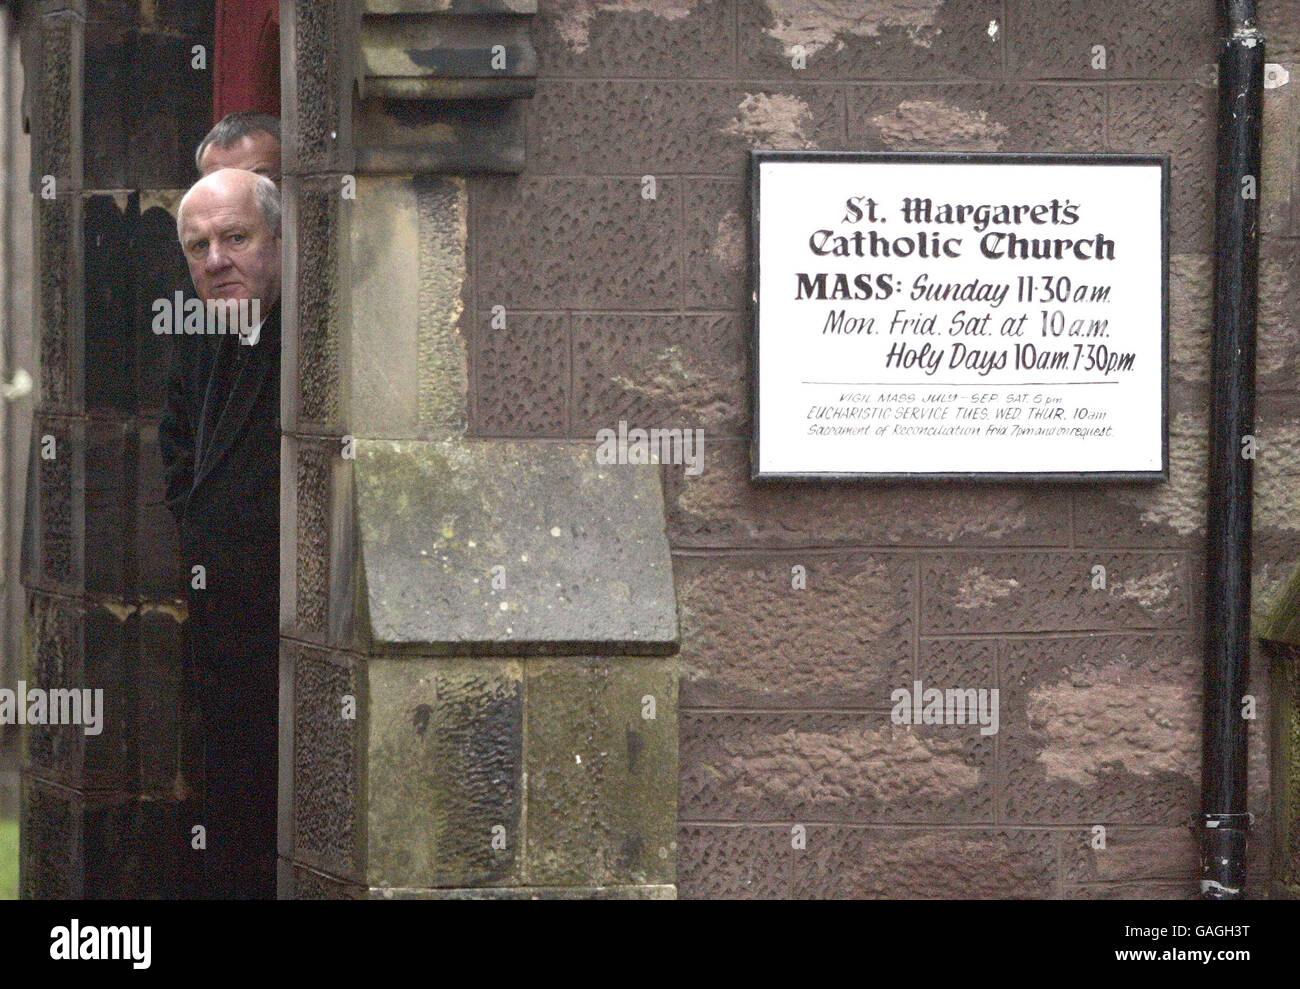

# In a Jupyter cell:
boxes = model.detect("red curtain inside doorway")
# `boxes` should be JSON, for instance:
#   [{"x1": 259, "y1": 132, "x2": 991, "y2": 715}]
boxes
[{"x1": 213, "y1": 0, "x2": 280, "y2": 122}]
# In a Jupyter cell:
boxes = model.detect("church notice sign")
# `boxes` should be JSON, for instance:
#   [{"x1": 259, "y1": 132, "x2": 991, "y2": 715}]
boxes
[{"x1": 750, "y1": 151, "x2": 1168, "y2": 481}]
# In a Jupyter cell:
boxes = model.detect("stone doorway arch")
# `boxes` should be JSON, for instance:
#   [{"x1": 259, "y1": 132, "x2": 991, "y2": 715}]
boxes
[{"x1": 17, "y1": 0, "x2": 680, "y2": 900}]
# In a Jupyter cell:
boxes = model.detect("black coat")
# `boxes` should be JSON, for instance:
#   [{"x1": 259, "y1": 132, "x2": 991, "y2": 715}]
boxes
[{"x1": 159, "y1": 298, "x2": 281, "y2": 737}]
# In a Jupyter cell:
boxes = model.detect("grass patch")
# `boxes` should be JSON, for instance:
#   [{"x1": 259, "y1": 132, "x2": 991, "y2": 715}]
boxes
[{"x1": 0, "y1": 819, "x2": 17, "y2": 900}]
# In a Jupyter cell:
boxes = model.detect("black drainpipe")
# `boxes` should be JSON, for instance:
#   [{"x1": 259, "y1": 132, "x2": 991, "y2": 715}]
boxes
[{"x1": 1199, "y1": 0, "x2": 1264, "y2": 900}]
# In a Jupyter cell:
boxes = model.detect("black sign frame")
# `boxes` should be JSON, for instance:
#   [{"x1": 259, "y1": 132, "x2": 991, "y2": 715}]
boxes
[{"x1": 748, "y1": 150, "x2": 1171, "y2": 484}]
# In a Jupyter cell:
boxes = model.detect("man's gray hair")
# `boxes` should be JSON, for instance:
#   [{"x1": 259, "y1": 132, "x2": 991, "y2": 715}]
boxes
[
  {"x1": 254, "y1": 175, "x2": 282, "y2": 238},
  {"x1": 194, "y1": 112, "x2": 281, "y2": 173},
  {"x1": 176, "y1": 173, "x2": 282, "y2": 241}
]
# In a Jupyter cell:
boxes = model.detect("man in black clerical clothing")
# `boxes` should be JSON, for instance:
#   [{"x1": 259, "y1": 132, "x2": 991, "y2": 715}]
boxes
[{"x1": 159, "y1": 167, "x2": 282, "y2": 899}]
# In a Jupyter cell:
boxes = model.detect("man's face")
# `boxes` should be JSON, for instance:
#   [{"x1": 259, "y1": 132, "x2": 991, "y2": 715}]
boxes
[
  {"x1": 199, "y1": 131, "x2": 281, "y2": 184},
  {"x1": 179, "y1": 174, "x2": 281, "y2": 307}
]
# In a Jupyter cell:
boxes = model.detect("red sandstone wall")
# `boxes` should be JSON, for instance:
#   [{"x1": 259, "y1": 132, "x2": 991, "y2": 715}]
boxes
[{"x1": 466, "y1": 0, "x2": 1300, "y2": 898}]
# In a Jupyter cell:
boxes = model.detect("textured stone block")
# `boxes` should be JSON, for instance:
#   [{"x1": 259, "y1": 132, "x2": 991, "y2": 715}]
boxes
[
  {"x1": 327, "y1": 456, "x2": 360, "y2": 651},
  {"x1": 26, "y1": 416, "x2": 83, "y2": 594},
  {"x1": 22, "y1": 594, "x2": 134, "y2": 790},
  {"x1": 1063, "y1": 826, "x2": 1198, "y2": 883},
  {"x1": 680, "y1": 711, "x2": 994, "y2": 823},
  {"x1": 1249, "y1": 553, "x2": 1293, "y2": 647},
  {"x1": 1269, "y1": 645, "x2": 1300, "y2": 896},
  {"x1": 846, "y1": 84, "x2": 1106, "y2": 152},
  {"x1": 346, "y1": 175, "x2": 468, "y2": 438},
  {"x1": 1261, "y1": 78, "x2": 1298, "y2": 237},
  {"x1": 1255, "y1": 552, "x2": 1300, "y2": 654},
  {"x1": 791, "y1": 827, "x2": 1057, "y2": 899},
  {"x1": 366, "y1": 657, "x2": 523, "y2": 888},
  {"x1": 682, "y1": 179, "x2": 747, "y2": 311},
  {"x1": 738, "y1": 0, "x2": 1003, "y2": 81},
  {"x1": 677, "y1": 825, "x2": 791, "y2": 899},
  {"x1": 284, "y1": 0, "x2": 351, "y2": 175},
  {"x1": 86, "y1": 1, "x2": 140, "y2": 24},
  {"x1": 918, "y1": 637, "x2": 996, "y2": 691},
  {"x1": 1072, "y1": 411, "x2": 1208, "y2": 549},
  {"x1": 37, "y1": 193, "x2": 83, "y2": 413},
  {"x1": 84, "y1": 418, "x2": 132, "y2": 595},
  {"x1": 1251, "y1": 407, "x2": 1300, "y2": 564},
  {"x1": 666, "y1": 439, "x2": 1075, "y2": 549},
  {"x1": 291, "y1": 645, "x2": 364, "y2": 881},
  {"x1": 353, "y1": 439, "x2": 678, "y2": 652},
  {"x1": 1168, "y1": 252, "x2": 1213, "y2": 386},
  {"x1": 345, "y1": 174, "x2": 420, "y2": 438},
  {"x1": 527, "y1": 80, "x2": 844, "y2": 177},
  {"x1": 294, "y1": 178, "x2": 342, "y2": 429},
  {"x1": 1264, "y1": 2, "x2": 1300, "y2": 65},
  {"x1": 22, "y1": 591, "x2": 83, "y2": 781},
  {"x1": 571, "y1": 311, "x2": 745, "y2": 438},
  {"x1": 999, "y1": 634, "x2": 1200, "y2": 824},
  {"x1": 1246, "y1": 667, "x2": 1272, "y2": 885},
  {"x1": 472, "y1": 176, "x2": 680, "y2": 311},
  {"x1": 1006, "y1": 0, "x2": 1216, "y2": 80},
  {"x1": 360, "y1": 10, "x2": 537, "y2": 97},
  {"x1": 473, "y1": 311, "x2": 568, "y2": 437},
  {"x1": 1170, "y1": 379, "x2": 1211, "y2": 421},
  {"x1": 1108, "y1": 84, "x2": 1216, "y2": 252},
  {"x1": 19, "y1": 775, "x2": 77, "y2": 899},
  {"x1": 294, "y1": 440, "x2": 332, "y2": 641},
  {"x1": 364, "y1": 883, "x2": 670, "y2": 899},
  {"x1": 534, "y1": 0, "x2": 731, "y2": 79},
  {"x1": 676, "y1": 553, "x2": 913, "y2": 708},
  {"x1": 1258, "y1": 244, "x2": 1300, "y2": 394},
  {"x1": 35, "y1": 11, "x2": 82, "y2": 193},
  {"x1": 920, "y1": 551, "x2": 1189, "y2": 634},
  {"x1": 20, "y1": 776, "x2": 139, "y2": 899},
  {"x1": 525, "y1": 657, "x2": 678, "y2": 886}
]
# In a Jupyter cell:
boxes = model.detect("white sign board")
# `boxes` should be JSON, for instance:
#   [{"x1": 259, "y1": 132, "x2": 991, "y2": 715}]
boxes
[{"x1": 752, "y1": 152, "x2": 1168, "y2": 480}]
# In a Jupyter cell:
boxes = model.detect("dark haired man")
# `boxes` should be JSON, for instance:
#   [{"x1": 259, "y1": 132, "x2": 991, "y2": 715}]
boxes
[{"x1": 194, "y1": 111, "x2": 281, "y2": 184}]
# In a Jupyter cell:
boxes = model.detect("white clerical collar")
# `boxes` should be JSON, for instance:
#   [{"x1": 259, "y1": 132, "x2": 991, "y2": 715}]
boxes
[{"x1": 240, "y1": 318, "x2": 266, "y2": 347}]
